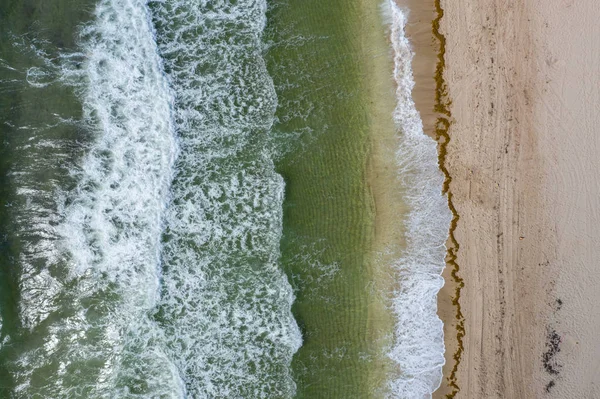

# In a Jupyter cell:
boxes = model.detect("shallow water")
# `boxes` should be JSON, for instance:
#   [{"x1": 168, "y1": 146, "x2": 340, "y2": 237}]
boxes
[{"x1": 264, "y1": 0, "x2": 383, "y2": 397}]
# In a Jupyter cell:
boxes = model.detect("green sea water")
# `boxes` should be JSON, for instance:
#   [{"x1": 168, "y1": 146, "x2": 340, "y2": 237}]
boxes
[
  {"x1": 265, "y1": 1, "x2": 390, "y2": 397},
  {"x1": 0, "y1": 0, "x2": 96, "y2": 393}
]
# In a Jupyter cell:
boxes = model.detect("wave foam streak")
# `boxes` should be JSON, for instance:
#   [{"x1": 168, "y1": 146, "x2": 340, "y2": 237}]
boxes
[
  {"x1": 148, "y1": 0, "x2": 301, "y2": 397},
  {"x1": 10, "y1": 0, "x2": 184, "y2": 396},
  {"x1": 385, "y1": 2, "x2": 452, "y2": 398}
]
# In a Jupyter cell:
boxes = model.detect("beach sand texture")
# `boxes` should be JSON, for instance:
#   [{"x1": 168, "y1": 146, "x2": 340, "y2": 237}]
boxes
[{"x1": 402, "y1": 0, "x2": 600, "y2": 397}]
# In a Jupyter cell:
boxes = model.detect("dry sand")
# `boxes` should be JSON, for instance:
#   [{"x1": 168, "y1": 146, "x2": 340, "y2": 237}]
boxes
[{"x1": 400, "y1": 0, "x2": 600, "y2": 397}]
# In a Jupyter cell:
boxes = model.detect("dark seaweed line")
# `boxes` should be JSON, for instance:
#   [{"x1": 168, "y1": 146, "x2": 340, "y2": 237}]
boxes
[{"x1": 432, "y1": 1, "x2": 465, "y2": 398}]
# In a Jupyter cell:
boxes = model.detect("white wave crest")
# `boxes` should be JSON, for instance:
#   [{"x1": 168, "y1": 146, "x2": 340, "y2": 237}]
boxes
[{"x1": 12, "y1": 0, "x2": 185, "y2": 397}]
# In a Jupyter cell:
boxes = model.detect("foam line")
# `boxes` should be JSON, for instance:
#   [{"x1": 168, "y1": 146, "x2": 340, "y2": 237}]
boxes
[{"x1": 384, "y1": 1, "x2": 452, "y2": 397}]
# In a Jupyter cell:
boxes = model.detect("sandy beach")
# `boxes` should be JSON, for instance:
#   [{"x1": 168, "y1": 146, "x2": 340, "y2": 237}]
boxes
[{"x1": 401, "y1": 0, "x2": 600, "y2": 397}]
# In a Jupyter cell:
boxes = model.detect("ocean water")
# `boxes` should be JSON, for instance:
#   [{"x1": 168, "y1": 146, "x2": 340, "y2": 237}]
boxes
[
  {"x1": 148, "y1": 0, "x2": 301, "y2": 396},
  {"x1": 0, "y1": 0, "x2": 449, "y2": 397}
]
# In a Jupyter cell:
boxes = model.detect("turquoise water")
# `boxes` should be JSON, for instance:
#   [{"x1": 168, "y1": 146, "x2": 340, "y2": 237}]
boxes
[{"x1": 0, "y1": 0, "x2": 450, "y2": 397}]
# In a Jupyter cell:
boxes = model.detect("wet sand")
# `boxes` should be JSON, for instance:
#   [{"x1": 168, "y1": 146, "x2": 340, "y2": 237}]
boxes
[{"x1": 401, "y1": 0, "x2": 600, "y2": 397}]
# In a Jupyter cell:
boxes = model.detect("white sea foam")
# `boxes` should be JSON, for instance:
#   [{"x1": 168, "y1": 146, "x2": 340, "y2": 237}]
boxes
[
  {"x1": 12, "y1": 0, "x2": 185, "y2": 396},
  {"x1": 384, "y1": 1, "x2": 452, "y2": 398},
  {"x1": 148, "y1": 0, "x2": 301, "y2": 397}
]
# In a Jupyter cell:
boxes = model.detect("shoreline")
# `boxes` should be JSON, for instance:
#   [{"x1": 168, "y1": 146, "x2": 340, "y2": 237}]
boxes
[
  {"x1": 395, "y1": 0, "x2": 461, "y2": 397},
  {"x1": 358, "y1": 0, "x2": 453, "y2": 394},
  {"x1": 393, "y1": 0, "x2": 438, "y2": 138},
  {"x1": 367, "y1": 1, "x2": 453, "y2": 395}
]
